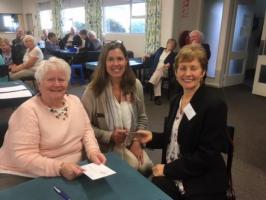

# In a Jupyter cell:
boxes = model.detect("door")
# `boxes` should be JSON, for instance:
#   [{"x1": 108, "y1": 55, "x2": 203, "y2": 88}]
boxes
[{"x1": 223, "y1": 0, "x2": 253, "y2": 86}]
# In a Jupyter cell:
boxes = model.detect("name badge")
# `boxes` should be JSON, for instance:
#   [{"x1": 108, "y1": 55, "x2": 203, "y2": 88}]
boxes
[
  {"x1": 96, "y1": 113, "x2": 105, "y2": 118},
  {"x1": 183, "y1": 103, "x2": 196, "y2": 120}
]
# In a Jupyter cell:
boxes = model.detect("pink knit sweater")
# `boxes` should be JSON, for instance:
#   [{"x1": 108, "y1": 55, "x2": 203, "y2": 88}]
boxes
[{"x1": 0, "y1": 95, "x2": 100, "y2": 177}]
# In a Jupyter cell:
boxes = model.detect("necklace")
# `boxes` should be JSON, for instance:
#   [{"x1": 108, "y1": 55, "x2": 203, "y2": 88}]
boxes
[{"x1": 48, "y1": 102, "x2": 68, "y2": 120}]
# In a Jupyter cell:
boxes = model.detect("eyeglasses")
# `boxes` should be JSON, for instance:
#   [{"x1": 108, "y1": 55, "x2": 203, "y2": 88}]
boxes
[{"x1": 103, "y1": 40, "x2": 123, "y2": 45}]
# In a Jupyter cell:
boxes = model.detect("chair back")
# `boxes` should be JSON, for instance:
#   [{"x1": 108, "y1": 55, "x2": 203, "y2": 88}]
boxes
[{"x1": 0, "y1": 64, "x2": 9, "y2": 81}]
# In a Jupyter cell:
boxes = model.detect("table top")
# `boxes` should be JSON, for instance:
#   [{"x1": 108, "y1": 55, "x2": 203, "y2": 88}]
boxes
[
  {"x1": 0, "y1": 80, "x2": 34, "y2": 109},
  {"x1": 0, "y1": 153, "x2": 172, "y2": 200}
]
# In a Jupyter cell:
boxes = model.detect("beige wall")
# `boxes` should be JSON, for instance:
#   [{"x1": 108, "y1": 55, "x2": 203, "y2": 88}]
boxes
[{"x1": 172, "y1": 0, "x2": 202, "y2": 48}]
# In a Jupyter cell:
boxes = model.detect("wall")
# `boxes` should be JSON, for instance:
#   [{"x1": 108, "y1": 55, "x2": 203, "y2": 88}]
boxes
[
  {"x1": 172, "y1": 0, "x2": 202, "y2": 48},
  {"x1": 103, "y1": 33, "x2": 145, "y2": 57},
  {"x1": 0, "y1": 0, "x2": 23, "y2": 40},
  {"x1": 22, "y1": 0, "x2": 38, "y2": 37}
]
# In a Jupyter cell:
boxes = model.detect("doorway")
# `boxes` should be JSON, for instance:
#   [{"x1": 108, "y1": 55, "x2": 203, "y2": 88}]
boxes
[{"x1": 223, "y1": 0, "x2": 254, "y2": 87}]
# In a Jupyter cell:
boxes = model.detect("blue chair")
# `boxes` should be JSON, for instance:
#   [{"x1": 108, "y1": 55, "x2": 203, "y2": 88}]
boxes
[{"x1": 70, "y1": 64, "x2": 85, "y2": 85}]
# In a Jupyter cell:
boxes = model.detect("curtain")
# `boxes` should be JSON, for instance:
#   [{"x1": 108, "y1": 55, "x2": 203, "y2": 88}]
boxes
[
  {"x1": 36, "y1": 4, "x2": 42, "y2": 37},
  {"x1": 84, "y1": 0, "x2": 103, "y2": 39},
  {"x1": 51, "y1": 0, "x2": 63, "y2": 38},
  {"x1": 145, "y1": 0, "x2": 161, "y2": 53}
]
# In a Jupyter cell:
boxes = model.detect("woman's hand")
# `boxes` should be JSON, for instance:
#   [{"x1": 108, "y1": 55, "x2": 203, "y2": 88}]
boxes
[
  {"x1": 130, "y1": 140, "x2": 143, "y2": 165},
  {"x1": 59, "y1": 162, "x2": 84, "y2": 180},
  {"x1": 111, "y1": 128, "x2": 128, "y2": 145},
  {"x1": 135, "y1": 130, "x2": 153, "y2": 144},
  {"x1": 10, "y1": 64, "x2": 23, "y2": 73},
  {"x1": 90, "y1": 151, "x2": 107, "y2": 165},
  {"x1": 152, "y1": 164, "x2": 165, "y2": 176}
]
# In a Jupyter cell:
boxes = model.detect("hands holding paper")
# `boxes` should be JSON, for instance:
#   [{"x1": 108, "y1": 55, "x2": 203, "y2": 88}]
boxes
[
  {"x1": 90, "y1": 151, "x2": 107, "y2": 165},
  {"x1": 60, "y1": 152, "x2": 106, "y2": 181},
  {"x1": 59, "y1": 162, "x2": 85, "y2": 180}
]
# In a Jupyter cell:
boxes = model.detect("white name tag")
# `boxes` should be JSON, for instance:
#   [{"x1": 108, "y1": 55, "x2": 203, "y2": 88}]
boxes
[{"x1": 183, "y1": 103, "x2": 196, "y2": 120}]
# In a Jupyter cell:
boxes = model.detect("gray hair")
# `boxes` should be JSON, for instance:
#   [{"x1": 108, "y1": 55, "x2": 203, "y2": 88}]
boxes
[
  {"x1": 88, "y1": 30, "x2": 96, "y2": 38},
  {"x1": 35, "y1": 57, "x2": 71, "y2": 82},
  {"x1": 189, "y1": 30, "x2": 204, "y2": 41},
  {"x1": 23, "y1": 35, "x2": 36, "y2": 45}
]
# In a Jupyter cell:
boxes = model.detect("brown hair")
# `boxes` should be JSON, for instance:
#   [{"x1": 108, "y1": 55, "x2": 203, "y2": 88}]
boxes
[{"x1": 90, "y1": 42, "x2": 136, "y2": 97}]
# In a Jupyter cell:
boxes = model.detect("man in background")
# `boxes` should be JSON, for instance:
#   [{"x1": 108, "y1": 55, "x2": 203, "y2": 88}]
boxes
[
  {"x1": 12, "y1": 27, "x2": 26, "y2": 65},
  {"x1": 189, "y1": 30, "x2": 211, "y2": 60}
]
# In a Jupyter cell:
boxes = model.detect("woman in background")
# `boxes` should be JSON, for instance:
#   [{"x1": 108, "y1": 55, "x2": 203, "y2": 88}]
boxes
[
  {"x1": 82, "y1": 42, "x2": 153, "y2": 176},
  {"x1": 9, "y1": 35, "x2": 43, "y2": 80},
  {"x1": 145, "y1": 38, "x2": 177, "y2": 105}
]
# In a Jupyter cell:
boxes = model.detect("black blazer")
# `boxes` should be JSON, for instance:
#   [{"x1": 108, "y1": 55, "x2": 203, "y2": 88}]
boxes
[{"x1": 147, "y1": 86, "x2": 228, "y2": 196}]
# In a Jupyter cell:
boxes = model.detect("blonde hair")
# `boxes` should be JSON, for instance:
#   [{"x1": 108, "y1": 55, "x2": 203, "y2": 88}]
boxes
[
  {"x1": 175, "y1": 44, "x2": 207, "y2": 72},
  {"x1": 23, "y1": 35, "x2": 36, "y2": 45}
]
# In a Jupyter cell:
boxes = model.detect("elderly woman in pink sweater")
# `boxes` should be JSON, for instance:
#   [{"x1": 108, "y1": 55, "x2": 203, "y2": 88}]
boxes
[{"x1": 0, "y1": 57, "x2": 106, "y2": 190}]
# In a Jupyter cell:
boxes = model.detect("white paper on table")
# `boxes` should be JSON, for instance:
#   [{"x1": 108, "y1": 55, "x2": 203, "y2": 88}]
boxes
[
  {"x1": 0, "y1": 85, "x2": 27, "y2": 93},
  {"x1": 81, "y1": 163, "x2": 116, "y2": 180},
  {"x1": 0, "y1": 90, "x2": 32, "y2": 99}
]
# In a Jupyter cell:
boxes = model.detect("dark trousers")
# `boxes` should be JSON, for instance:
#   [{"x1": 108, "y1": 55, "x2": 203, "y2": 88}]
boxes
[{"x1": 152, "y1": 176, "x2": 226, "y2": 200}]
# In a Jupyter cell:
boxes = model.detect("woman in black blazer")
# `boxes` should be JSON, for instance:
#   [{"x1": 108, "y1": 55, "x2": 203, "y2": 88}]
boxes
[{"x1": 137, "y1": 44, "x2": 228, "y2": 200}]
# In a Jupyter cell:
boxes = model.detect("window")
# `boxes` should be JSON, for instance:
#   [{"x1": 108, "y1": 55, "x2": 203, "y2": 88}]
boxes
[
  {"x1": 61, "y1": 7, "x2": 85, "y2": 33},
  {"x1": 40, "y1": 10, "x2": 52, "y2": 30},
  {"x1": 103, "y1": 0, "x2": 145, "y2": 33},
  {"x1": 0, "y1": 14, "x2": 19, "y2": 32}
]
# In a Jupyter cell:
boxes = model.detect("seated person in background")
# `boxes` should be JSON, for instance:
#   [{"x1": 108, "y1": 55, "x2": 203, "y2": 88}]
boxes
[
  {"x1": 0, "y1": 38, "x2": 13, "y2": 65},
  {"x1": 72, "y1": 29, "x2": 93, "y2": 52},
  {"x1": 178, "y1": 30, "x2": 191, "y2": 49},
  {"x1": 0, "y1": 57, "x2": 106, "y2": 190},
  {"x1": 137, "y1": 44, "x2": 228, "y2": 200},
  {"x1": 189, "y1": 30, "x2": 211, "y2": 60},
  {"x1": 88, "y1": 30, "x2": 102, "y2": 51},
  {"x1": 45, "y1": 32, "x2": 60, "y2": 58},
  {"x1": 9, "y1": 35, "x2": 44, "y2": 80},
  {"x1": 81, "y1": 42, "x2": 153, "y2": 176},
  {"x1": 146, "y1": 38, "x2": 177, "y2": 105},
  {"x1": 12, "y1": 27, "x2": 26, "y2": 65},
  {"x1": 61, "y1": 27, "x2": 76, "y2": 49},
  {"x1": 40, "y1": 29, "x2": 48, "y2": 41}
]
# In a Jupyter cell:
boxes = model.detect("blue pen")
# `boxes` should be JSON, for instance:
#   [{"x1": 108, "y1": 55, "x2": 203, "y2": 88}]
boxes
[{"x1": 53, "y1": 186, "x2": 72, "y2": 200}]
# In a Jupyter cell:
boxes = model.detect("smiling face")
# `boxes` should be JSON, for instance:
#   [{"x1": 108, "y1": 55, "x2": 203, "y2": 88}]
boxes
[
  {"x1": 38, "y1": 69, "x2": 68, "y2": 107},
  {"x1": 106, "y1": 48, "x2": 128, "y2": 81},
  {"x1": 176, "y1": 58, "x2": 205, "y2": 93}
]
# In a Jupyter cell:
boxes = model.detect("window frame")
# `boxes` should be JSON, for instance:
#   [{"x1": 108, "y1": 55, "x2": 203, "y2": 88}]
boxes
[{"x1": 102, "y1": 0, "x2": 145, "y2": 34}]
